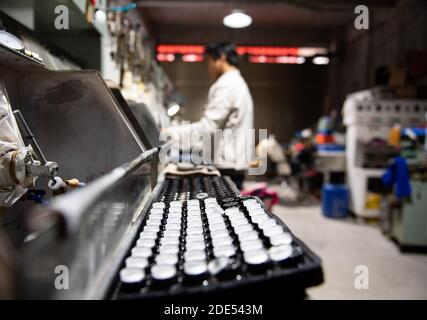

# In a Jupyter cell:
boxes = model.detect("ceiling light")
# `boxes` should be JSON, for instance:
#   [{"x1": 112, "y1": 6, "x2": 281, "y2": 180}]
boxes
[
  {"x1": 276, "y1": 56, "x2": 300, "y2": 64},
  {"x1": 167, "y1": 103, "x2": 180, "y2": 117},
  {"x1": 313, "y1": 56, "x2": 330, "y2": 65},
  {"x1": 157, "y1": 53, "x2": 175, "y2": 62},
  {"x1": 223, "y1": 10, "x2": 252, "y2": 29},
  {"x1": 182, "y1": 54, "x2": 203, "y2": 62},
  {"x1": 298, "y1": 47, "x2": 328, "y2": 57},
  {"x1": 296, "y1": 57, "x2": 306, "y2": 64}
]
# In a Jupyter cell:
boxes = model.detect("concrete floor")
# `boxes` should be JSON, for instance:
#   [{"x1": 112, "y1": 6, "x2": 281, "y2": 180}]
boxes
[{"x1": 273, "y1": 204, "x2": 427, "y2": 299}]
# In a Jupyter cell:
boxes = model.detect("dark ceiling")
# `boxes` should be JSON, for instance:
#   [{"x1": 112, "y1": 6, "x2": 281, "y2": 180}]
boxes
[{"x1": 137, "y1": 0, "x2": 397, "y2": 46}]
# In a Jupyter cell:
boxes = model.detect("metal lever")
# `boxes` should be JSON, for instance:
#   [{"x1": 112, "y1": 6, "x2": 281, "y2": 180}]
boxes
[
  {"x1": 13, "y1": 110, "x2": 47, "y2": 164},
  {"x1": 12, "y1": 109, "x2": 58, "y2": 182}
]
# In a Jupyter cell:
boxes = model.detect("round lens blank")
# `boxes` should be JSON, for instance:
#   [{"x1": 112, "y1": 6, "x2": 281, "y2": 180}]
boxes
[
  {"x1": 151, "y1": 264, "x2": 176, "y2": 280},
  {"x1": 268, "y1": 245, "x2": 293, "y2": 262},
  {"x1": 120, "y1": 267, "x2": 145, "y2": 283},
  {"x1": 243, "y1": 249, "x2": 269, "y2": 265},
  {"x1": 131, "y1": 247, "x2": 152, "y2": 258},
  {"x1": 125, "y1": 257, "x2": 149, "y2": 269},
  {"x1": 183, "y1": 260, "x2": 208, "y2": 276},
  {"x1": 155, "y1": 253, "x2": 179, "y2": 265}
]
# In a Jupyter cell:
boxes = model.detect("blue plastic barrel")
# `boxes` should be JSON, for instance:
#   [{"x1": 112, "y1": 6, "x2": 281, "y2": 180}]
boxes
[{"x1": 322, "y1": 184, "x2": 349, "y2": 218}]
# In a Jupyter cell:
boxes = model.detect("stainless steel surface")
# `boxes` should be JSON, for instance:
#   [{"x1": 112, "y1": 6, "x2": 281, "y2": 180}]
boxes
[
  {"x1": 0, "y1": 47, "x2": 146, "y2": 247},
  {"x1": 0, "y1": 47, "x2": 144, "y2": 182},
  {"x1": 10, "y1": 70, "x2": 145, "y2": 182},
  {"x1": 17, "y1": 148, "x2": 160, "y2": 299},
  {"x1": 0, "y1": 34, "x2": 160, "y2": 298},
  {"x1": 0, "y1": 43, "x2": 45, "y2": 72}
]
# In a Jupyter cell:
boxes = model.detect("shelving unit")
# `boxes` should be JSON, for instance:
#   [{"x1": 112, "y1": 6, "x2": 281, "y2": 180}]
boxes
[{"x1": 343, "y1": 94, "x2": 427, "y2": 218}]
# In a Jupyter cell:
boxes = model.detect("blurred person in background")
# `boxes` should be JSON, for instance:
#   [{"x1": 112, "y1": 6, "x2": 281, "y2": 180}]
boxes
[{"x1": 164, "y1": 42, "x2": 254, "y2": 189}]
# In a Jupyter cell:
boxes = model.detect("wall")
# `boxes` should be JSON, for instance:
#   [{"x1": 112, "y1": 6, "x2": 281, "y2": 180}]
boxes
[
  {"x1": 330, "y1": 0, "x2": 427, "y2": 109},
  {"x1": 162, "y1": 60, "x2": 329, "y2": 142},
  {"x1": 0, "y1": 0, "x2": 34, "y2": 29}
]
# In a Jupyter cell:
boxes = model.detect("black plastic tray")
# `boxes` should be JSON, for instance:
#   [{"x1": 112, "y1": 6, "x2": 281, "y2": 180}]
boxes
[{"x1": 110, "y1": 175, "x2": 323, "y2": 300}]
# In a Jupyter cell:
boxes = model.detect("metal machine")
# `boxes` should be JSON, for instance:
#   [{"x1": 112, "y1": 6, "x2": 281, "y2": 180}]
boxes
[
  {"x1": 0, "y1": 81, "x2": 59, "y2": 206},
  {"x1": 343, "y1": 89, "x2": 427, "y2": 218},
  {"x1": 0, "y1": 31, "x2": 145, "y2": 242},
  {"x1": 387, "y1": 179, "x2": 427, "y2": 251},
  {"x1": 0, "y1": 33, "x2": 323, "y2": 300}
]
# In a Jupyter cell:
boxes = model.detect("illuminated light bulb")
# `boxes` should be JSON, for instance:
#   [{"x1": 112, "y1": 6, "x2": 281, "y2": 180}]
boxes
[{"x1": 223, "y1": 10, "x2": 252, "y2": 29}]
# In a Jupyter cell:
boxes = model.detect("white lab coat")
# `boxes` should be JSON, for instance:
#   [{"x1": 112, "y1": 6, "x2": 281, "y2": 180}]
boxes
[{"x1": 167, "y1": 69, "x2": 254, "y2": 170}]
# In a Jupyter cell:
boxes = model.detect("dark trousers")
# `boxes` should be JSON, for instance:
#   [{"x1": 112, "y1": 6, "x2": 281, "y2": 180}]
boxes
[{"x1": 219, "y1": 169, "x2": 245, "y2": 190}]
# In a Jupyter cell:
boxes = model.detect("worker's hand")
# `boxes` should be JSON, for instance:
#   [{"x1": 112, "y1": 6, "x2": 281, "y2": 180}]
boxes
[{"x1": 249, "y1": 160, "x2": 260, "y2": 168}]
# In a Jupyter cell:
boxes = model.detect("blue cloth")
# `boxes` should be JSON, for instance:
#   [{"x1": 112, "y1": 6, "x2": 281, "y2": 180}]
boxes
[
  {"x1": 382, "y1": 156, "x2": 412, "y2": 198},
  {"x1": 402, "y1": 127, "x2": 425, "y2": 137},
  {"x1": 316, "y1": 144, "x2": 345, "y2": 152}
]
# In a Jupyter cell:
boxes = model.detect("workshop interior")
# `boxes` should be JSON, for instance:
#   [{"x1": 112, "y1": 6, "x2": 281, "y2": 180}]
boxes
[{"x1": 0, "y1": 0, "x2": 426, "y2": 301}]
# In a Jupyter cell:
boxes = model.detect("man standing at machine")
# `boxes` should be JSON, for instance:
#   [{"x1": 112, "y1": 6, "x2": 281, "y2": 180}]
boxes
[{"x1": 163, "y1": 42, "x2": 254, "y2": 189}]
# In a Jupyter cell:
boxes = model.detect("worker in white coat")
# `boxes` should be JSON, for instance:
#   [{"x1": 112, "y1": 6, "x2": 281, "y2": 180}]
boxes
[{"x1": 164, "y1": 42, "x2": 254, "y2": 189}]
